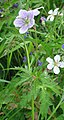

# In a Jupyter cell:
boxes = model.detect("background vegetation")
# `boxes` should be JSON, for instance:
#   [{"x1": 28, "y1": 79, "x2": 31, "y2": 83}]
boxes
[{"x1": 0, "y1": 0, "x2": 64, "y2": 120}]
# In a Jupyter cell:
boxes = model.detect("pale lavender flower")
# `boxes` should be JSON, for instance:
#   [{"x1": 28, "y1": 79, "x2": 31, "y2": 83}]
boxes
[{"x1": 13, "y1": 7, "x2": 44, "y2": 34}]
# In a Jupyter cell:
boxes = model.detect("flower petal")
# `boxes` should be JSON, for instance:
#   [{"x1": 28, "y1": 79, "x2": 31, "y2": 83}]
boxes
[
  {"x1": 47, "y1": 64, "x2": 54, "y2": 70},
  {"x1": 48, "y1": 10, "x2": 53, "y2": 14},
  {"x1": 31, "y1": 6, "x2": 44, "y2": 16},
  {"x1": 59, "y1": 62, "x2": 64, "y2": 68},
  {"x1": 53, "y1": 66, "x2": 60, "y2": 74},
  {"x1": 28, "y1": 19, "x2": 35, "y2": 28},
  {"x1": 13, "y1": 18, "x2": 24, "y2": 27},
  {"x1": 58, "y1": 12, "x2": 63, "y2": 16},
  {"x1": 54, "y1": 8, "x2": 59, "y2": 15},
  {"x1": 28, "y1": 11, "x2": 34, "y2": 18},
  {"x1": 37, "y1": 6, "x2": 44, "y2": 10},
  {"x1": 47, "y1": 15, "x2": 54, "y2": 21},
  {"x1": 19, "y1": 9, "x2": 28, "y2": 18},
  {"x1": 46, "y1": 57, "x2": 54, "y2": 64},
  {"x1": 47, "y1": 15, "x2": 51, "y2": 21},
  {"x1": 50, "y1": 16, "x2": 54, "y2": 21},
  {"x1": 59, "y1": 13, "x2": 63, "y2": 16},
  {"x1": 54, "y1": 55, "x2": 60, "y2": 62},
  {"x1": 19, "y1": 25, "x2": 28, "y2": 34},
  {"x1": 32, "y1": 9, "x2": 40, "y2": 16}
]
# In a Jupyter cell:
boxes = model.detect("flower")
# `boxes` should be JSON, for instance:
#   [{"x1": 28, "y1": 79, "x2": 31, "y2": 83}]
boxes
[
  {"x1": 40, "y1": 16, "x2": 46, "y2": 22},
  {"x1": 62, "y1": 44, "x2": 64, "y2": 49},
  {"x1": 30, "y1": 52, "x2": 33, "y2": 55},
  {"x1": 23, "y1": 56, "x2": 27, "y2": 63},
  {"x1": 0, "y1": 9, "x2": 3, "y2": 12},
  {"x1": 12, "y1": 3, "x2": 18, "y2": 8},
  {"x1": 47, "y1": 8, "x2": 59, "y2": 21},
  {"x1": 0, "y1": 9, "x2": 4, "y2": 18},
  {"x1": 40, "y1": 16, "x2": 46, "y2": 26},
  {"x1": 46, "y1": 55, "x2": 64, "y2": 74},
  {"x1": 13, "y1": 7, "x2": 44, "y2": 34},
  {"x1": 24, "y1": 32, "x2": 29, "y2": 39},
  {"x1": 37, "y1": 60, "x2": 42, "y2": 66},
  {"x1": 58, "y1": 12, "x2": 63, "y2": 16}
]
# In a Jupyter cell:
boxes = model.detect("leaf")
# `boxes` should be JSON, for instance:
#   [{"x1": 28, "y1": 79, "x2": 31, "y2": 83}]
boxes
[
  {"x1": 0, "y1": 79, "x2": 10, "y2": 83},
  {"x1": 39, "y1": 90, "x2": 52, "y2": 119},
  {"x1": 20, "y1": 92, "x2": 32, "y2": 108},
  {"x1": 0, "y1": 20, "x2": 5, "y2": 30},
  {"x1": 28, "y1": 42, "x2": 34, "y2": 54},
  {"x1": 60, "y1": 102, "x2": 64, "y2": 113},
  {"x1": 55, "y1": 114, "x2": 64, "y2": 120},
  {"x1": 40, "y1": 72, "x2": 61, "y2": 95},
  {"x1": 62, "y1": 0, "x2": 64, "y2": 2}
]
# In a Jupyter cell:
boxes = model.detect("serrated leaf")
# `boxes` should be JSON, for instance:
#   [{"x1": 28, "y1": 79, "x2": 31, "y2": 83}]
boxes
[{"x1": 39, "y1": 90, "x2": 52, "y2": 119}]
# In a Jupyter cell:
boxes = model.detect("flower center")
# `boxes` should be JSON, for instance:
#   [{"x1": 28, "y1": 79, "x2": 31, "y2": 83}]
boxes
[
  {"x1": 25, "y1": 17, "x2": 30, "y2": 25},
  {"x1": 51, "y1": 13, "x2": 54, "y2": 16},
  {"x1": 54, "y1": 62, "x2": 58, "y2": 66}
]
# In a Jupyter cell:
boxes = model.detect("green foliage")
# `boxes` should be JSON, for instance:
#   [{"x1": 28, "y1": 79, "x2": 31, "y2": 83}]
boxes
[{"x1": 0, "y1": 0, "x2": 64, "y2": 120}]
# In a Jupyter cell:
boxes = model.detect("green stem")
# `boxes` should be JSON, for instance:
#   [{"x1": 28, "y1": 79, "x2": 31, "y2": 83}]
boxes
[
  {"x1": 48, "y1": 0, "x2": 50, "y2": 10},
  {"x1": 22, "y1": 37, "x2": 30, "y2": 70},
  {"x1": 23, "y1": 38, "x2": 34, "y2": 120},
  {"x1": 47, "y1": 98, "x2": 63, "y2": 120},
  {"x1": 25, "y1": 43, "x2": 30, "y2": 70},
  {"x1": 32, "y1": 96, "x2": 34, "y2": 120},
  {"x1": 25, "y1": 44, "x2": 34, "y2": 120}
]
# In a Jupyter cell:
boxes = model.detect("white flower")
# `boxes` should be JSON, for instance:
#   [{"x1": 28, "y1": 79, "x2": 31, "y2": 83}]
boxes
[
  {"x1": 46, "y1": 55, "x2": 64, "y2": 74},
  {"x1": 47, "y1": 8, "x2": 59, "y2": 21},
  {"x1": 58, "y1": 12, "x2": 63, "y2": 16}
]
